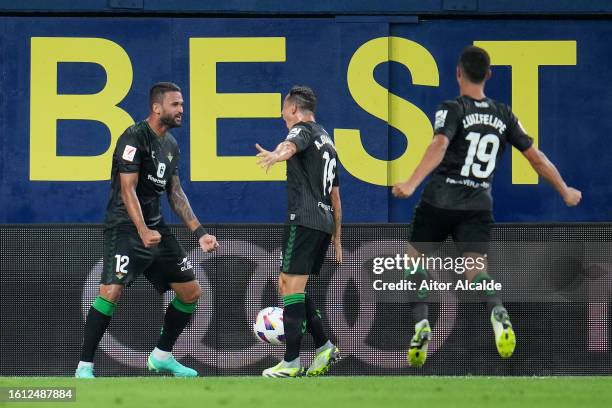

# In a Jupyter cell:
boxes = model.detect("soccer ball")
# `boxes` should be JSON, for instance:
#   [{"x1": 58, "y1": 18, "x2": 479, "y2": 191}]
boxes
[{"x1": 253, "y1": 307, "x2": 285, "y2": 345}]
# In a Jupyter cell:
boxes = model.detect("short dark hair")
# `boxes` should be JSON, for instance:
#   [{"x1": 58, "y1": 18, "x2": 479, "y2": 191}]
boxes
[
  {"x1": 459, "y1": 46, "x2": 490, "y2": 84},
  {"x1": 150, "y1": 82, "x2": 181, "y2": 107},
  {"x1": 286, "y1": 86, "x2": 317, "y2": 113}
]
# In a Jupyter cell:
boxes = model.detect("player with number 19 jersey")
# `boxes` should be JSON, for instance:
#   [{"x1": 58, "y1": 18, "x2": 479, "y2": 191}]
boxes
[
  {"x1": 422, "y1": 95, "x2": 533, "y2": 211},
  {"x1": 285, "y1": 121, "x2": 339, "y2": 235},
  {"x1": 395, "y1": 46, "x2": 580, "y2": 371}
]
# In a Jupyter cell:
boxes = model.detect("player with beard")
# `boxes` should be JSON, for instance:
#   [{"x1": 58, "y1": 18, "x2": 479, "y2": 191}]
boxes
[{"x1": 75, "y1": 82, "x2": 218, "y2": 378}]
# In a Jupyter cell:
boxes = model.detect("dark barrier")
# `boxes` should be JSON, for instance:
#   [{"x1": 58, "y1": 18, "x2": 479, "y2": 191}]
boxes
[{"x1": 1, "y1": 224, "x2": 611, "y2": 376}]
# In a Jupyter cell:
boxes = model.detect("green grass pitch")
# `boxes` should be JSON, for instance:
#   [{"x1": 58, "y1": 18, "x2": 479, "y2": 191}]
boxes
[{"x1": 1, "y1": 377, "x2": 611, "y2": 408}]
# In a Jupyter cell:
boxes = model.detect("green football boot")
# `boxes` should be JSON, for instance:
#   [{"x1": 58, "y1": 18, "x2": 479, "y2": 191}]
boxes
[
  {"x1": 75, "y1": 365, "x2": 95, "y2": 378},
  {"x1": 408, "y1": 320, "x2": 431, "y2": 368},
  {"x1": 262, "y1": 360, "x2": 305, "y2": 378},
  {"x1": 147, "y1": 354, "x2": 198, "y2": 377},
  {"x1": 491, "y1": 306, "x2": 516, "y2": 358},
  {"x1": 306, "y1": 344, "x2": 340, "y2": 377}
]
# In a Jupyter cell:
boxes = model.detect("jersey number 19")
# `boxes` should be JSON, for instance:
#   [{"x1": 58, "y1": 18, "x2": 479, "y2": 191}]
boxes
[
  {"x1": 460, "y1": 131, "x2": 500, "y2": 178},
  {"x1": 322, "y1": 151, "x2": 337, "y2": 196}
]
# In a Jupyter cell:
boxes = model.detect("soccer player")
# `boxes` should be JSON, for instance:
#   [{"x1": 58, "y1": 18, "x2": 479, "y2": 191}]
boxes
[
  {"x1": 255, "y1": 86, "x2": 342, "y2": 377},
  {"x1": 75, "y1": 82, "x2": 219, "y2": 378},
  {"x1": 392, "y1": 46, "x2": 582, "y2": 367}
]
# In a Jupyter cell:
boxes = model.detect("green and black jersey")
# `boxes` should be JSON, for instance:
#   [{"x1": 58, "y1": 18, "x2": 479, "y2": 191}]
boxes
[
  {"x1": 285, "y1": 121, "x2": 340, "y2": 235},
  {"x1": 104, "y1": 121, "x2": 180, "y2": 229},
  {"x1": 422, "y1": 95, "x2": 533, "y2": 211}
]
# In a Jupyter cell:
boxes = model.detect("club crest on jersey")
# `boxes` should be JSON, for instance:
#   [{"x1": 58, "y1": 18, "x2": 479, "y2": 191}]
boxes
[
  {"x1": 435, "y1": 110, "x2": 448, "y2": 130},
  {"x1": 167, "y1": 153, "x2": 173, "y2": 162},
  {"x1": 286, "y1": 128, "x2": 302, "y2": 139},
  {"x1": 122, "y1": 145, "x2": 137, "y2": 162}
]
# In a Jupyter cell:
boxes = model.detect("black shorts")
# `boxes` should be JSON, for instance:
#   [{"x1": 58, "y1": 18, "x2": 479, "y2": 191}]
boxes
[
  {"x1": 280, "y1": 225, "x2": 331, "y2": 275},
  {"x1": 101, "y1": 226, "x2": 196, "y2": 294},
  {"x1": 410, "y1": 201, "x2": 493, "y2": 255}
]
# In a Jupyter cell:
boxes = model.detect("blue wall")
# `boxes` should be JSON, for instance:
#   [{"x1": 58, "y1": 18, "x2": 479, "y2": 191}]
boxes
[{"x1": 1, "y1": 17, "x2": 610, "y2": 223}]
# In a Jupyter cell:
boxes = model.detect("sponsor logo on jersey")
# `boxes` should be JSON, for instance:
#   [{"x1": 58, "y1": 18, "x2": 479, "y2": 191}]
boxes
[
  {"x1": 474, "y1": 101, "x2": 490, "y2": 108},
  {"x1": 156, "y1": 163, "x2": 166, "y2": 178},
  {"x1": 147, "y1": 173, "x2": 167, "y2": 187},
  {"x1": 286, "y1": 127, "x2": 302, "y2": 139},
  {"x1": 290, "y1": 214, "x2": 296, "y2": 220},
  {"x1": 445, "y1": 177, "x2": 490, "y2": 189},
  {"x1": 318, "y1": 202, "x2": 332, "y2": 212},
  {"x1": 435, "y1": 110, "x2": 448, "y2": 130},
  {"x1": 122, "y1": 145, "x2": 137, "y2": 162}
]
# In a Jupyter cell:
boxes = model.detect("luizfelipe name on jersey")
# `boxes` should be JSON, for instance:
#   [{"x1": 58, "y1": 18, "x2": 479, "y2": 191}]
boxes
[
  {"x1": 462, "y1": 113, "x2": 507, "y2": 134},
  {"x1": 314, "y1": 134, "x2": 336, "y2": 151}
]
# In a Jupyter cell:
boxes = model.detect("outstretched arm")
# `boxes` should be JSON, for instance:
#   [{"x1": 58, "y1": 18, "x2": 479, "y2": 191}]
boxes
[
  {"x1": 392, "y1": 135, "x2": 449, "y2": 198},
  {"x1": 255, "y1": 141, "x2": 297, "y2": 172},
  {"x1": 167, "y1": 175, "x2": 219, "y2": 252},
  {"x1": 522, "y1": 146, "x2": 581, "y2": 206}
]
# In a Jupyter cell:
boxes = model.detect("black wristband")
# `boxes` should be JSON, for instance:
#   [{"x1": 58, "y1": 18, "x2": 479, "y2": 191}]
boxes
[{"x1": 194, "y1": 225, "x2": 207, "y2": 239}]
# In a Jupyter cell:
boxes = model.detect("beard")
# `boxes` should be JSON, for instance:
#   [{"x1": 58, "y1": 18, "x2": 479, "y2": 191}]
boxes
[{"x1": 160, "y1": 112, "x2": 182, "y2": 129}]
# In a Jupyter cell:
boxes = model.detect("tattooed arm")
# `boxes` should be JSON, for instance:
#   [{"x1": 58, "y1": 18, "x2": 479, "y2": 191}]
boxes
[
  {"x1": 167, "y1": 174, "x2": 200, "y2": 231},
  {"x1": 167, "y1": 174, "x2": 219, "y2": 252}
]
